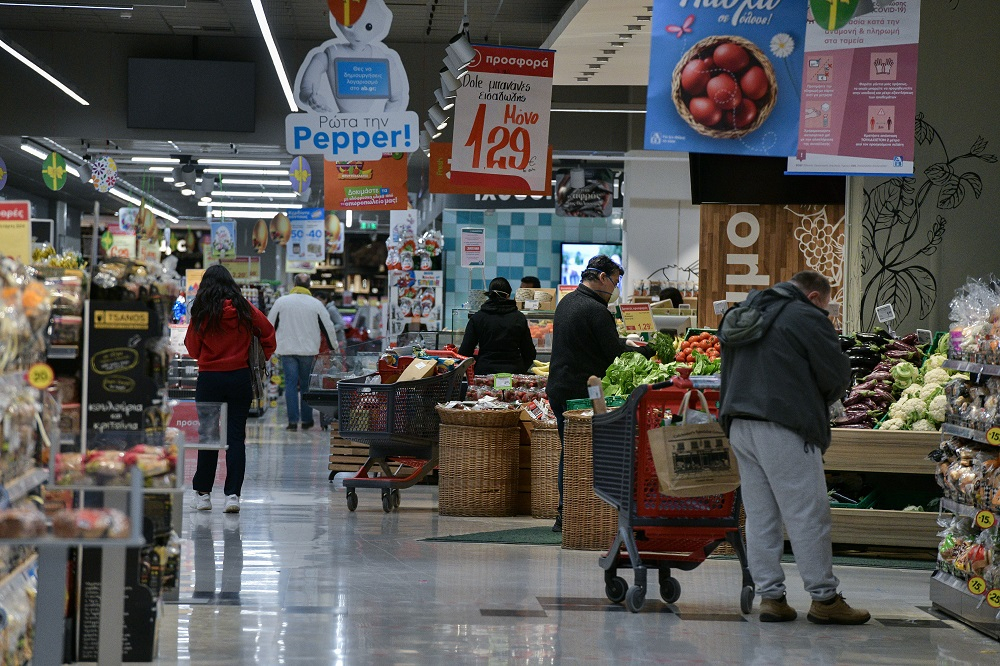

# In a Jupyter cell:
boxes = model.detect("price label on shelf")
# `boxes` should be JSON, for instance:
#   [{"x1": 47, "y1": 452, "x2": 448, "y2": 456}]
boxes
[
  {"x1": 976, "y1": 510, "x2": 996, "y2": 530},
  {"x1": 968, "y1": 576, "x2": 987, "y2": 596},
  {"x1": 875, "y1": 303, "x2": 896, "y2": 323},
  {"x1": 449, "y1": 45, "x2": 555, "y2": 193},
  {"x1": 988, "y1": 589, "x2": 1000, "y2": 609},
  {"x1": 916, "y1": 328, "x2": 933, "y2": 345},
  {"x1": 713, "y1": 300, "x2": 728, "y2": 316},
  {"x1": 27, "y1": 363, "x2": 55, "y2": 390},
  {"x1": 493, "y1": 373, "x2": 513, "y2": 390},
  {"x1": 619, "y1": 303, "x2": 656, "y2": 333},
  {"x1": 986, "y1": 427, "x2": 1000, "y2": 446}
]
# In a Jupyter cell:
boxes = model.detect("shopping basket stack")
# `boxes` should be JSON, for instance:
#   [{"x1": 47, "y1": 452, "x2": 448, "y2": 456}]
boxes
[
  {"x1": 337, "y1": 356, "x2": 473, "y2": 512},
  {"x1": 591, "y1": 382, "x2": 754, "y2": 613}
]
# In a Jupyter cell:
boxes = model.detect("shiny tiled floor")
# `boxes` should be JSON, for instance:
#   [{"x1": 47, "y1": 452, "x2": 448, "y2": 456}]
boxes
[{"x1": 155, "y1": 411, "x2": 1000, "y2": 664}]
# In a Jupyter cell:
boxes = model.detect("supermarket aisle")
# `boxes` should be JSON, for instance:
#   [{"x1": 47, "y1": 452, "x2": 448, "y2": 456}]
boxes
[{"x1": 156, "y1": 415, "x2": 998, "y2": 665}]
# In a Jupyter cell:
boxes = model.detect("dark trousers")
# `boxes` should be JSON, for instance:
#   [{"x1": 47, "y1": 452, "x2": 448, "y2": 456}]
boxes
[
  {"x1": 192, "y1": 368, "x2": 252, "y2": 497},
  {"x1": 551, "y1": 398, "x2": 567, "y2": 515}
]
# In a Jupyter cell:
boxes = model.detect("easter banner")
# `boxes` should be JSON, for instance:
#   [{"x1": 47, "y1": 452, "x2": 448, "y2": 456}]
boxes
[
  {"x1": 788, "y1": 0, "x2": 921, "y2": 176},
  {"x1": 323, "y1": 153, "x2": 408, "y2": 210},
  {"x1": 644, "y1": 0, "x2": 808, "y2": 157},
  {"x1": 209, "y1": 221, "x2": 236, "y2": 259}
]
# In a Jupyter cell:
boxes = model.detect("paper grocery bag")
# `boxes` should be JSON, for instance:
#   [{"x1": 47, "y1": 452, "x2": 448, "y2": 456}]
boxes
[{"x1": 647, "y1": 394, "x2": 740, "y2": 497}]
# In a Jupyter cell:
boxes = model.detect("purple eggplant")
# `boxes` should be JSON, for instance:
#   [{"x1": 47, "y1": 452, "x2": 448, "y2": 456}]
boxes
[
  {"x1": 853, "y1": 379, "x2": 878, "y2": 392},
  {"x1": 865, "y1": 371, "x2": 893, "y2": 381}
]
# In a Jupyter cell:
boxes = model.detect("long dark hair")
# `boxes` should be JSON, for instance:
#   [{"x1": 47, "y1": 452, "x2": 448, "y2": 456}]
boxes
[{"x1": 190, "y1": 264, "x2": 255, "y2": 333}]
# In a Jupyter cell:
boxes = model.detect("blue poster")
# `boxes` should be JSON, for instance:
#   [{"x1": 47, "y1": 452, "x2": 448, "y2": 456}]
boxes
[{"x1": 644, "y1": 1, "x2": 807, "y2": 157}]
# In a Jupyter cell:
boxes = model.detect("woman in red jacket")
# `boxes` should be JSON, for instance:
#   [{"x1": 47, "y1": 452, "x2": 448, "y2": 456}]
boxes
[{"x1": 184, "y1": 265, "x2": 276, "y2": 513}]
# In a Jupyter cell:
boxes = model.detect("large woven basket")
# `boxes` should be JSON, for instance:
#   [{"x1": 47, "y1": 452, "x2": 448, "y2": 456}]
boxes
[
  {"x1": 529, "y1": 422, "x2": 560, "y2": 519},
  {"x1": 671, "y1": 34, "x2": 778, "y2": 139},
  {"x1": 436, "y1": 405, "x2": 522, "y2": 428},
  {"x1": 561, "y1": 409, "x2": 618, "y2": 550},
  {"x1": 439, "y1": 423, "x2": 519, "y2": 516}
]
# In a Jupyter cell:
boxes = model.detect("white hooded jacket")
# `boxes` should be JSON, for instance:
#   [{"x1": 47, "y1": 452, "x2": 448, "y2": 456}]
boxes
[{"x1": 267, "y1": 292, "x2": 338, "y2": 356}]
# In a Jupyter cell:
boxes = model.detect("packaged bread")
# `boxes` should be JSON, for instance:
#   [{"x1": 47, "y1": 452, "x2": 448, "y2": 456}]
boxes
[{"x1": 0, "y1": 508, "x2": 47, "y2": 538}]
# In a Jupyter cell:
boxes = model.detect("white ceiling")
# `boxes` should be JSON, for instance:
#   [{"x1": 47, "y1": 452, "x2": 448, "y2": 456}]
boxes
[{"x1": 543, "y1": 0, "x2": 652, "y2": 86}]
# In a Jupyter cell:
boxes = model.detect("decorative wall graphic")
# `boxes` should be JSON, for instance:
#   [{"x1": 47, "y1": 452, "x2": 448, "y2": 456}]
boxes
[
  {"x1": 0, "y1": 156, "x2": 7, "y2": 191},
  {"x1": 90, "y1": 157, "x2": 117, "y2": 192},
  {"x1": 790, "y1": 205, "x2": 845, "y2": 326},
  {"x1": 41, "y1": 152, "x2": 68, "y2": 191},
  {"x1": 860, "y1": 115, "x2": 995, "y2": 330}
]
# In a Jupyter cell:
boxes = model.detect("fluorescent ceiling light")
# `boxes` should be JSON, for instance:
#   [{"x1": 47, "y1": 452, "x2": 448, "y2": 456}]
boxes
[
  {"x1": 0, "y1": 33, "x2": 89, "y2": 105},
  {"x1": 198, "y1": 158, "x2": 283, "y2": 167},
  {"x1": 198, "y1": 201, "x2": 302, "y2": 209},
  {"x1": 20, "y1": 143, "x2": 48, "y2": 160},
  {"x1": 130, "y1": 156, "x2": 179, "y2": 164},
  {"x1": 0, "y1": 3, "x2": 132, "y2": 9},
  {"x1": 345, "y1": 210, "x2": 352, "y2": 228},
  {"x1": 211, "y1": 190, "x2": 297, "y2": 198},
  {"x1": 148, "y1": 166, "x2": 174, "y2": 172},
  {"x1": 222, "y1": 178, "x2": 291, "y2": 187},
  {"x1": 180, "y1": 188, "x2": 195, "y2": 196},
  {"x1": 203, "y1": 168, "x2": 288, "y2": 176},
  {"x1": 209, "y1": 209, "x2": 301, "y2": 218},
  {"x1": 250, "y1": 0, "x2": 297, "y2": 112},
  {"x1": 551, "y1": 108, "x2": 646, "y2": 114},
  {"x1": 109, "y1": 187, "x2": 142, "y2": 206},
  {"x1": 145, "y1": 205, "x2": 179, "y2": 224},
  {"x1": 163, "y1": 177, "x2": 175, "y2": 183}
]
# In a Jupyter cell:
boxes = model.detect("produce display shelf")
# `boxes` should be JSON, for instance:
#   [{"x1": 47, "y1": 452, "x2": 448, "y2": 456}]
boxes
[
  {"x1": 943, "y1": 359, "x2": 1000, "y2": 377},
  {"x1": 2, "y1": 468, "x2": 50, "y2": 505},
  {"x1": 930, "y1": 570, "x2": 1000, "y2": 641},
  {"x1": 54, "y1": 484, "x2": 184, "y2": 495},
  {"x1": 827, "y1": 508, "x2": 939, "y2": 549},
  {"x1": 827, "y1": 429, "x2": 938, "y2": 474},
  {"x1": 939, "y1": 498, "x2": 999, "y2": 521},
  {"x1": 941, "y1": 423, "x2": 995, "y2": 446},
  {"x1": 0, "y1": 536, "x2": 145, "y2": 547},
  {"x1": 46, "y1": 344, "x2": 79, "y2": 359}
]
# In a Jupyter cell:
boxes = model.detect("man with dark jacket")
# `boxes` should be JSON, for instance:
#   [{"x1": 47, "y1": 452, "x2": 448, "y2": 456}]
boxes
[
  {"x1": 718, "y1": 270, "x2": 870, "y2": 625},
  {"x1": 548, "y1": 255, "x2": 654, "y2": 531},
  {"x1": 459, "y1": 277, "x2": 536, "y2": 375}
]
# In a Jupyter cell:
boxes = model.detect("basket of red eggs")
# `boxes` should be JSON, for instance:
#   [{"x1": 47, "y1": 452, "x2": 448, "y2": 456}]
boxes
[{"x1": 671, "y1": 35, "x2": 778, "y2": 138}]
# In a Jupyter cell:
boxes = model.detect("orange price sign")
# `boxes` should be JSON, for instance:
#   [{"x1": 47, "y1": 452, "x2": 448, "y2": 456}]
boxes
[
  {"x1": 968, "y1": 576, "x2": 987, "y2": 596},
  {"x1": 976, "y1": 510, "x2": 996, "y2": 530},
  {"x1": 986, "y1": 427, "x2": 1000, "y2": 446},
  {"x1": 988, "y1": 589, "x2": 1000, "y2": 609},
  {"x1": 619, "y1": 304, "x2": 656, "y2": 334},
  {"x1": 27, "y1": 363, "x2": 55, "y2": 390}
]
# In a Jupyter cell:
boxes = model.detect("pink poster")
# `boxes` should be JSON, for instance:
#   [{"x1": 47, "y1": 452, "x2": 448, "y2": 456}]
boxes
[{"x1": 788, "y1": 0, "x2": 921, "y2": 176}]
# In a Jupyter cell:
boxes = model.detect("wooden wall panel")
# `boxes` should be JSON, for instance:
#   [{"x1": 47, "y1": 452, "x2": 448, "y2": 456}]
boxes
[{"x1": 698, "y1": 204, "x2": 845, "y2": 328}]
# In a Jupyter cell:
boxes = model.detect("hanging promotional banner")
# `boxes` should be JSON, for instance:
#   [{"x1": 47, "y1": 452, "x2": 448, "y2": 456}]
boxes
[
  {"x1": 90, "y1": 156, "x2": 117, "y2": 192},
  {"x1": 0, "y1": 201, "x2": 31, "y2": 263},
  {"x1": 101, "y1": 224, "x2": 136, "y2": 259},
  {"x1": 209, "y1": 220, "x2": 236, "y2": 259},
  {"x1": 286, "y1": 208, "x2": 326, "y2": 262},
  {"x1": 460, "y1": 228, "x2": 486, "y2": 268},
  {"x1": 138, "y1": 238, "x2": 160, "y2": 264},
  {"x1": 221, "y1": 257, "x2": 261, "y2": 283},
  {"x1": 428, "y1": 142, "x2": 553, "y2": 195},
  {"x1": 326, "y1": 211, "x2": 345, "y2": 254},
  {"x1": 644, "y1": 1, "x2": 807, "y2": 157},
  {"x1": 555, "y1": 168, "x2": 615, "y2": 218},
  {"x1": 788, "y1": 0, "x2": 921, "y2": 176},
  {"x1": 289, "y1": 156, "x2": 312, "y2": 194},
  {"x1": 286, "y1": 0, "x2": 419, "y2": 161},
  {"x1": 449, "y1": 44, "x2": 555, "y2": 193},
  {"x1": 323, "y1": 153, "x2": 408, "y2": 210},
  {"x1": 41, "y1": 152, "x2": 68, "y2": 191}
]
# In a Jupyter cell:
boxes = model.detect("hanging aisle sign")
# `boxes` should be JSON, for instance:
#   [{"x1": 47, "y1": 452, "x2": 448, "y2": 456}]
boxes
[
  {"x1": 286, "y1": 208, "x2": 326, "y2": 262},
  {"x1": 286, "y1": 0, "x2": 419, "y2": 161},
  {"x1": 449, "y1": 44, "x2": 555, "y2": 193},
  {"x1": 644, "y1": 0, "x2": 807, "y2": 158},
  {"x1": 788, "y1": 0, "x2": 921, "y2": 176},
  {"x1": 0, "y1": 201, "x2": 31, "y2": 263}
]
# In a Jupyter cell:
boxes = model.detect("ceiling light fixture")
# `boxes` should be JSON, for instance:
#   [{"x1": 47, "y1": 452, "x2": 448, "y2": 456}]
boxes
[
  {"x1": 147, "y1": 166, "x2": 174, "y2": 173},
  {"x1": 0, "y1": 31, "x2": 89, "y2": 105},
  {"x1": 250, "y1": 0, "x2": 297, "y2": 112},
  {"x1": 618, "y1": 34, "x2": 633, "y2": 40},
  {"x1": 0, "y1": 3, "x2": 133, "y2": 8},
  {"x1": 19, "y1": 142, "x2": 48, "y2": 160},
  {"x1": 345, "y1": 210, "x2": 353, "y2": 228},
  {"x1": 595, "y1": 57, "x2": 611, "y2": 62},
  {"x1": 446, "y1": 32, "x2": 476, "y2": 65},
  {"x1": 636, "y1": 15, "x2": 651, "y2": 21},
  {"x1": 443, "y1": 51, "x2": 468, "y2": 79},
  {"x1": 163, "y1": 177, "x2": 175, "y2": 183},
  {"x1": 428, "y1": 104, "x2": 449, "y2": 130},
  {"x1": 587, "y1": 64, "x2": 602, "y2": 69},
  {"x1": 221, "y1": 178, "x2": 291, "y2": 187},
  {"x1": 419, "y1": 131, "x2": 431, "y2": 152},
  {"x1": 202, "y1": 168, "x2": 288, "y2": 176},
  {"x1": 210, "y1": 190, "x2": 298, "y2": 198},
  {"x1": 625, "y1": 24, "x2": 643, "y2": 31},
  {"x1": 199, "y1": 201, "x2": 303, "y2": 209},
  {"x1": 424, "y1": 120, "x2": 442, "y2": 140},
  {"x1": 210, "y1": 210, "x2": 301, "y2": 219},
  {"x1": 109, "y1": 187, "x2": 142, "y2": 206},
  {"x1": 440, "y1": 67, "x2": 460, "y2": 94},
  {"x1": 130, "y1": 156, "x2": 179, "y2": 164},
  {"x1": 180, "y1": 188, "x2": 195, "y2": 196},
  {"x1": 609, "y1": 42, "x2": 626, "y2": 48},
  {"x1": 197, "y1": 158, "x2": 283, "y2": 167},
  {"x1": 576, "y1": 77, "x2": 589, "y2": 82},
  {"x1": 601, "y1": 49, "x2": 617, "y2": 55},
  {"x1": 435, "y1": 88, "x2": 455, "y2": 111}
]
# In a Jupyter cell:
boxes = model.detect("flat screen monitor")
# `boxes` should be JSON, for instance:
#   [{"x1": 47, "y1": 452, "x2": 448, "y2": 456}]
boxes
[
  {"x1": 561, "y1": 243, "x2": 623, "y2": 286},
  {"x1": 689, "y1": 153, "x2": 845, "y2": 205}
]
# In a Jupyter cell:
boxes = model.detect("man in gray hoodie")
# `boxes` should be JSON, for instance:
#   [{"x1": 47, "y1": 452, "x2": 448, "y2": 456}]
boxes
[{"x1": 718, "y1": 270, "x2": 870, "y2": 625}]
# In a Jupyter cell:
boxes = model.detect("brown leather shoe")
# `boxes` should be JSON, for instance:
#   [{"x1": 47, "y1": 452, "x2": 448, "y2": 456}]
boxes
[
  {"x1": 759, "y1": 594, "x2": 797, "y2": 622},
  {"x1": 807, "y1": 593, "x2": 871, "y2": 625}
]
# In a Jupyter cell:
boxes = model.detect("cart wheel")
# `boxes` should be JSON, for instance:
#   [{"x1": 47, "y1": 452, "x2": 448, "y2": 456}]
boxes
[
  {"x1": 390, "y1": 489, "x2": 401, "y2": 509},
  {"x1": 740, "y1": 585, "x2": 755, "y2": 615},
  {"x1": 346, "y1": 490, "x2": 358, "y2": 512},
  {"x1": 660, "y1": 576, "x2": 681, "y2": 604},
  {"x1": 381, "y1": 490, "x2": 392, "y2": 513},
  {"x1": 605, "y1": 576, "x2": 628, "y2": 604},
  {"x1": 625, "y1": 585, "x2": 646, "y2": 613}
]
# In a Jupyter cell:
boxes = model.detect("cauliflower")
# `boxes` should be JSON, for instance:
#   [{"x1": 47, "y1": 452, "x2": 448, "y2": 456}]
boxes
[
  {"x1": 910, "y1": 418, "x2": 937, "y2": 432},
  {"x1": 919, "y1": 383, "x2": 944, "y2": 401},
  {"x1": 901, "y1": 384, "x2": 923, "y2": 400},
  {"x1": 923, "y1": 368, "x2": 951, "y2": 386},
  {"x1": 897, "y1": 397, "x2": 927, "y2": 424},
  {"x1": 927, "y1": 394, "x2": 948, "y2": 423},
  {"x1": 878, "y1": 417, "x2": 905, "y2": 430},
  {"x1": 922, "y1": 354, "x2": 947, "y2": 374}
]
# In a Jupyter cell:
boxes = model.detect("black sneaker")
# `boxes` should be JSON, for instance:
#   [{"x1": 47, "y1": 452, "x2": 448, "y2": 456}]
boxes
[
  {"x1": 301, "y1": 422, "x2": 315, "y2": 431},
  {"x1": 286, "y1": 424, "x2": 298, "y2": 431},
  {"x1": 552, "y1": 516, "x2": 562, "y2": 533}
]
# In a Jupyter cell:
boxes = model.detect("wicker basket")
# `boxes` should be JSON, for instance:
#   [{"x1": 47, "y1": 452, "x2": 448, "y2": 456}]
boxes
[
  {"x1": 530, "y1": 423, "x2": 560, "y2": 519},
  {"x1": 671, "y1": 35, "x2": 778, "y2": 139},
  {"x1": 561, "y1": 409, "x2": 618, "y2": 550},
  {"x1": 439, "y1": 423, "x2": 520, "y2": 516},
  {"x1": 436, "y1": 405, "x2": 522, "y2": 428},
  {"x1": 713, "y1": 503, "x2": 747, "y2": 556}
]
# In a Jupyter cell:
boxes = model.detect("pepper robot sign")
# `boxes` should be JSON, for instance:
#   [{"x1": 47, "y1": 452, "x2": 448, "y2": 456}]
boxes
[{"x1": 286, "y1": 0, "x2": 419, "y2": 161}]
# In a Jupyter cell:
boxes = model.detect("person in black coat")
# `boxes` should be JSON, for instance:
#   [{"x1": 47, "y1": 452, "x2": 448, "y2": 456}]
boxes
[{"x1": 459, "y1": 277, "x2": 537, "y2": 375}]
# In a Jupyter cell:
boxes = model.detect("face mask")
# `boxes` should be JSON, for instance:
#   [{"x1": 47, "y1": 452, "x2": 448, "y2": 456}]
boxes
[{"x1": 608, "y1": 286, "x2": 621, "y2": 304}]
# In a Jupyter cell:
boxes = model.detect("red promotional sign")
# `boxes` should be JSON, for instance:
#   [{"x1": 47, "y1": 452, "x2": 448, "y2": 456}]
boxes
[
  {"x1": 0, "y1": 201, "x2": 31, "y2": 263},
  {"x1": 428, "y1": 142, "x2": 552, "y2": 195}
]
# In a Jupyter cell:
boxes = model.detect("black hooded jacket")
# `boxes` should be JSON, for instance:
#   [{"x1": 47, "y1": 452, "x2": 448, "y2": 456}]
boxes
[{"x1": 459, "y1": 298, "x2": 536, "y2": 375}]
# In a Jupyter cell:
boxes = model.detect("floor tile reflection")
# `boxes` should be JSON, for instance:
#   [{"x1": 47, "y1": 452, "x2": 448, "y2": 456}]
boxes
[{"x1": 155, "y1": 407, "x2": 1000, "y2": 664}]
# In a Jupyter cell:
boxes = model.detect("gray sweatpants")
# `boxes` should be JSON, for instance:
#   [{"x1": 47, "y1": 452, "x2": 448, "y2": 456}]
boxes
[{"x1": 729, "y1": 419, "x2": 839, "y2": 601}]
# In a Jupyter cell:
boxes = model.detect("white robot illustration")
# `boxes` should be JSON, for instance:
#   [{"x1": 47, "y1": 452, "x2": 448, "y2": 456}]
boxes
[{"x1": 295, "y1": 0, "x2": 410, "y2": 114}]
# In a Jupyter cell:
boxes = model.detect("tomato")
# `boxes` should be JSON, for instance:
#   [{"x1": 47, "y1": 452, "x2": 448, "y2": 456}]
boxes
[
  {"x1": 675, "y1": 352, "x2": 685, "y2": 362},
  {"x1": 685, "y1": 353, "x2": 695, "y2": 363},
  {"x1": 700, "y1": 332, "x2": 711, "y2": 341}
]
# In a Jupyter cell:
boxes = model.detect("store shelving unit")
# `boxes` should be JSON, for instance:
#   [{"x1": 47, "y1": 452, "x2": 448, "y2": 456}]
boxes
[
  {"x1": 825, "y1": 429, "x2": 940, "y2": 548},
  {"x1": 929, "y1": 358, "x2": 1000, "y2": 640}
]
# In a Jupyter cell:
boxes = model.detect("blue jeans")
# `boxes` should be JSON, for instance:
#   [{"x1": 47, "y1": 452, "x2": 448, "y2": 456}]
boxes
[{"x1": 281, "y1": 355, "x2": 316, "y2": 425}]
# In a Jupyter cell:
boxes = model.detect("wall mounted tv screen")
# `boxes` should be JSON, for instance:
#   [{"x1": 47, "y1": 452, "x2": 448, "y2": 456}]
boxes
[
  {"x1": 689, "y1": 153, "x2": 846, "y2": 205},
  {"x1": 127, "y1": 58, "x2": 256, "y2": 132},
  {"x1": 561, "y1": 243, "x2": 623, "y2": 286}
]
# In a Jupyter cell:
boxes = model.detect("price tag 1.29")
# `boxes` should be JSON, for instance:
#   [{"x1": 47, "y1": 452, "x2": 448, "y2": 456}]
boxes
[
  {"x1": 968, "y1": 576, "x2": 987, "y2": 596},
  {"x1": 27, "y1": 363, "x2": 55, "y2": 390},
  {"x1": 976, "y1": 510, "x2": 997, "y2": 530}
]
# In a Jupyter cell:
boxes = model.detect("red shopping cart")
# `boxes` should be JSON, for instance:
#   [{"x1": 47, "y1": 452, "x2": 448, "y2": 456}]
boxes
[{"x1": 591, "y1": 381, "x2": 753, "y2": 613}]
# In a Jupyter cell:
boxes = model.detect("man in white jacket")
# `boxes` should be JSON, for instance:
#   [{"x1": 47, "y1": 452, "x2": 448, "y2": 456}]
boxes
[{"x1": 268, "y1": 274, "x2": 338, "y2": 430}]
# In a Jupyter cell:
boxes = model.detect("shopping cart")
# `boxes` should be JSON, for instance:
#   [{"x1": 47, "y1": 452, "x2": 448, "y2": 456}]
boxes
[
  {"x1": 591, "y1": 381, "x2": 753, "y2": 613},
  {"x1": 337, "y1": 356, "x2": 473, "y2": 512}
]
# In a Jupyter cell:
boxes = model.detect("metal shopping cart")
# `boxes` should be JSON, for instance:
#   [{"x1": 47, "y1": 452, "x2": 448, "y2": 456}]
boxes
[
  {"x1": 337, "y1": 356, "x2": 473, "y2": 512},
  {"x1": 591, "y1": 381, "x2": 754, "y2": 613}
]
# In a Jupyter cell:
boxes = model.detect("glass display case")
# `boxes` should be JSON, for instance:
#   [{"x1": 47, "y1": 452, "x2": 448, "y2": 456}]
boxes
[{"x1": 446, "y1": 307, "x2": 554, "y2": 358}]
